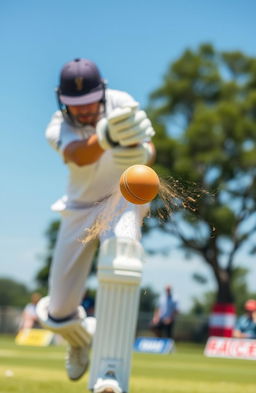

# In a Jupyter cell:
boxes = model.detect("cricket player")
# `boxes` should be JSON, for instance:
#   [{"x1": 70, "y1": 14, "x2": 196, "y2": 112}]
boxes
[{"x1": 36, "y1": 58, "x2": 156, "y2": 393}]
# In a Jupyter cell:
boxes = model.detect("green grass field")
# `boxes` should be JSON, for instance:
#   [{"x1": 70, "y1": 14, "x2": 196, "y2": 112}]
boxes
[{"x1": 0, "y1": 335, "x2": 255, "y2": 393}]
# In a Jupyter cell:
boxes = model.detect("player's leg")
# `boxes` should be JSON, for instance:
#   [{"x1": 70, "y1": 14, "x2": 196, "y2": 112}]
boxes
[
  {"x1": 151, "y1": 320, "x2": 162, "y2": 338},
  {"x1": 89, "y1": 195, "x2": 148, "y2": 393},
  {"x1": 167, "y1": 321, "x2": 174, "y2": 339},
  {"x1": 160, "y1": 323, "x2": 165, "y2": 338},
  {"x1": 37, "y1": 209, "x2": 98, "y2": 381},
  {"x1": 37, "y1": 295, "x2": 95, "y2": 380},
  {"x1": 48, "y1": 213, "x2": 98, "y2": 318}
]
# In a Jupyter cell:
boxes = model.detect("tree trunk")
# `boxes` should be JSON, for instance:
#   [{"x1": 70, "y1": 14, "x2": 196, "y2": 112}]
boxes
[
  {"x1": 215, "y1": 268, "x2": 234, "y2": 303},
  {"x1": 208, "y1": 266, "x2": 236, "y2": 337}
]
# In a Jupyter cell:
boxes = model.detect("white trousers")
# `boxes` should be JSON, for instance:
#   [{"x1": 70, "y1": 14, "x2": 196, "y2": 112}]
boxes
[{"x1": 48, "y1": 193, "x2": 148, "y2": 318}]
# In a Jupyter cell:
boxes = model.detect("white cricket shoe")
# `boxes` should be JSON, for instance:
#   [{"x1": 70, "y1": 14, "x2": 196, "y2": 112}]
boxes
[
  {"x1": 65, "y1": 345, "x2": 90, "y2": 381},
  {"x1": 93, "y1": 372, "x2": 122, "y2": 393}
]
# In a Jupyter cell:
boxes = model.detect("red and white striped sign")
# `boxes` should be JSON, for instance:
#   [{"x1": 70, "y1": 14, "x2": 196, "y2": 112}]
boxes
[
  {"x1": 205, "y1": 337, "x2": 256, "y2": 360},
  {"x1": 208, "y1": 303, "x2": 236, "y2": 337}
]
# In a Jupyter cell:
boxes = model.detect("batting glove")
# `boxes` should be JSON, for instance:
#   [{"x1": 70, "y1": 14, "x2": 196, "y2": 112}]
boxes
[
  {"x1": 112, "y1": 143, "x2": 153, "y2": 169},
  {"x1": 96, "y1": 104, "x2": 155, "y2": 150}
]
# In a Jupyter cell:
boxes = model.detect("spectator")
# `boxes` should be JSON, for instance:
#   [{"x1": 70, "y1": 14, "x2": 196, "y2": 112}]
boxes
[
  {"x1": 19, "y1": 292, "x2": 42, "y2": 330},
  {"x1": 150, "y1": 285, "x2": 179, "y2": 339},
  {"x1": 233, "y1": 299, "x2": 256, "y2": 339}
]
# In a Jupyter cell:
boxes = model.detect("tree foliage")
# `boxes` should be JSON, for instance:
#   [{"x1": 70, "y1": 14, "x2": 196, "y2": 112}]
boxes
[
  {"x1": 139, "y1": 286, "x2": 159, "y2": 312},
  {"x1": 148, "y1": 43, "x2": 256, "y2": 303},
  {"x1": 190, "y1": 268, "x2": 256, "y2": 316},
  {"x1": 0, "y1": 278, "x2": 30, "y2": 307}
]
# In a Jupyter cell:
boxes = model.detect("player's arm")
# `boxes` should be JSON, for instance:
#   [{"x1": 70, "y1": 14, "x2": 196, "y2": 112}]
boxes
[
  {"x1": 233, "y1": 317, "x2": 249, "y2": 338},
  {"x1": 146, "y1": 141, "x2": 156, "y2": 166},
  {"x1": 63, "y1": 134, "x2": 105, "y2": 166},
  {"x1": 233, "y1": 329, "x2": 247, "y2": 338},
  {"x1": 45, "y1": 111, "x2": 104, "y2": 166},
  {"x1": 152, "y1": 307, "x2": 160, "y2": 324},
  {"x1": 62, "y1": 124, "x2": 155, "y2": 167}
]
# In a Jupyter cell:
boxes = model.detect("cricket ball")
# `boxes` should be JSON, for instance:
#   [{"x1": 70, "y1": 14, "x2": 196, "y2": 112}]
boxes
[{"x1": 120, "y1": 165, "x2": 160, "y2": 204}]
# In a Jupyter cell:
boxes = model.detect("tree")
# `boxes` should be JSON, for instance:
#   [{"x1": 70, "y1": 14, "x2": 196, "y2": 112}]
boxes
[
  {"x1": 0, "y1": 278, "x2": 30, "y2": 307},
  {"x1": 139, "y1": 286, "x2": 158, "y2": 313},
  {"x1": 190, "y1": 267, "x2": 256, "y2": 316},
  {"x1": 148, "y1": 43, "x2": 256, "y2": 304}
]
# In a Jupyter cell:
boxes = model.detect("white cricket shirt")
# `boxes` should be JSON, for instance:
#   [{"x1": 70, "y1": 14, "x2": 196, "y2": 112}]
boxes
[{"x1": 46, "y1": 89, "x2": 137, "y2": 210}]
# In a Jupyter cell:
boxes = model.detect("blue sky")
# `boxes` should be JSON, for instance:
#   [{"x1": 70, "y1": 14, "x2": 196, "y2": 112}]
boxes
[{"x1": 1, "y1": 0, "x2": 256, "y2": 311}]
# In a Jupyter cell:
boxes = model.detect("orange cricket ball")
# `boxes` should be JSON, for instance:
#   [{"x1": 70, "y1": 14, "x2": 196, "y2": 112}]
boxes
[{"x1": 120, "y1": 165, "x2": 160, "y2": 205}]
